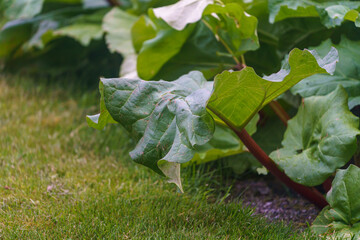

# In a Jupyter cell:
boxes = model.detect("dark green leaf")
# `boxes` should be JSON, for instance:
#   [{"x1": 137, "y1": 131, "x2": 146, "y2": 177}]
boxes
[
  {"x1": 292, "y1": 37, "x2": 360, "y2": 109},
  {"x1": 269, "y1": 0, "x2": 360, "y2": 28},
  {"x1": 0, "y1": 7, "x2": 104, "y2": 58},
  {"x1": 0, "y1": 20, "x2": 33, "y2": 58},
  {"x1": 312, "y1": 165, "x2": 360, "y2": 239},
  {"x1": 270, "y1": 86, "x2": 360, "y2": 186}
]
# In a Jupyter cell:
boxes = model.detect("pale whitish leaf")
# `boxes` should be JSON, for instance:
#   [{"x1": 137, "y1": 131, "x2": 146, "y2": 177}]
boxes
[
  {"x1": 158, "y1": 161, "x2": 183, "y2": 192},
  {"x1": 153, "y1": 0, "x2": 213, "y2": 31},
  {"x1": 5, "y1": 0, "x2": 44, "y2": 20}
]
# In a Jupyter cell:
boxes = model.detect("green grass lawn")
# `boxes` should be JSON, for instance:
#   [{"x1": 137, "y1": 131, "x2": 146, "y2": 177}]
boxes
[{"x1": 0, "y1": 75, "x2": 318, "y2": 239}]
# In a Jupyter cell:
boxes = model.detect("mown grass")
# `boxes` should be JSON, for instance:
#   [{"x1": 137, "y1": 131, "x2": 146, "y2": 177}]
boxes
[{"x1": 0, "y1": 75, "x2": 318, "y2": 239}]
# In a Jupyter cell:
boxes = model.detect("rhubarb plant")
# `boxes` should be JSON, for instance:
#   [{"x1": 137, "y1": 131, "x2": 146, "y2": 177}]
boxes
[
  {"x1": 2, "y1": 0, "x2": 360, "y2": 237},
  {"x1": 85, "y1": 0, "x2": 360, "y2": 237},
  {"x1": 87, "y1": 47, "x2": 340, "y2": 193}
]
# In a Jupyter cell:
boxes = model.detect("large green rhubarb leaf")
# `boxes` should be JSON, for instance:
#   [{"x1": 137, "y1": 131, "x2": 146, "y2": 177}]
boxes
[
  {"x1": 153, "y1": 1, "x2": 260, "y2": 57},
  {"x1": 207, "y1": 48, "x2": 338, "y2": 131},
  {"x1": 312, "y1": 165, "x2": 360, "y2": 239},
  {"x1": 292, "y1": 37, "x2": 360, "y2": 109},
  {"x1": 269, "y1": 0, "x2": 360, "y2": 28},
  {"x1": 270, "y1": 86, "x2": 360, "y2": 186},
  {"x1": 87, "y1": 71, "x2": 215, "y2": 188}
]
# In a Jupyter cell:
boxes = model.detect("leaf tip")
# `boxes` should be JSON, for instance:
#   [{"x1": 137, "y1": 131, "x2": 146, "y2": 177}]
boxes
[{"x1": 158, "y1": 161, "x2": 184, "y2": 193}]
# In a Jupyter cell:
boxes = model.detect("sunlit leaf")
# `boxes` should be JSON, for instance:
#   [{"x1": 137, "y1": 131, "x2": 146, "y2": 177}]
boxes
[
  {"x1": 153, "y1": 0, "x2": 212, "y2": 31},
  {"x1": 207, "y1": 48, "x2": 338, "y2": 131},
  {"x1": 86, "y1": 81, "x2": 117, "y2": 130}
]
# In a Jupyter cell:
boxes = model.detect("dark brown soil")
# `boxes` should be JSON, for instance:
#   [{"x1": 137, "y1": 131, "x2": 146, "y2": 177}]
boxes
[{"x1": 230, "y1": 177, "x2": 320, "y2": 229}]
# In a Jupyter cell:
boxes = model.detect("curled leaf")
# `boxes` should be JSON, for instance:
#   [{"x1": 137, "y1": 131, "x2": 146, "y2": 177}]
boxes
[{"x1": 87, "y1": 71, "x2": 215, "y2": 176}]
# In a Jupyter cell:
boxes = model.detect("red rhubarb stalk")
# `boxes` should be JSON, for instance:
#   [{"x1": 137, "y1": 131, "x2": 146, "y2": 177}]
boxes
[
  {"x1": 269, "y1": 101, "x2": 290, "y2": 126},
  {"x1": 237, "y1": 129, "x2": 328, "y2": 208}
]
